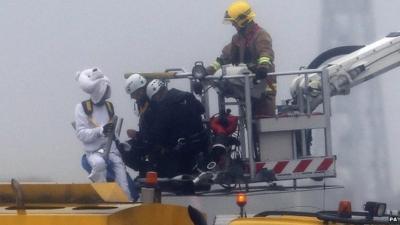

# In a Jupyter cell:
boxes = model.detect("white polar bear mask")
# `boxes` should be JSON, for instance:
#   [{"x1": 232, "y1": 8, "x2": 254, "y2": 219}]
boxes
[{"x1": 76, "y1": 68, "x2": 111, "y2": 104}]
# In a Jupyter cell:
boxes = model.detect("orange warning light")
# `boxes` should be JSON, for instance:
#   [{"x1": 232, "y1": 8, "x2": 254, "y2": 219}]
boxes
[
  {"x1": 145, "y1": 171, "x2": 158, "y2": 186},
  {"x1": 236, "y1": 192, "x2": 247, "y2": 207},
  {"x1": 338, "y1": 200, "x2": 352, "y2": 218}
]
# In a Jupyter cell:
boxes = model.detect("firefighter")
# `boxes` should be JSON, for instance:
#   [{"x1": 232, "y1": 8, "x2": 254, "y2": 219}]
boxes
[
  {"x1": 144, "y1": 79, "x2": 209, "y2": 178},
  {"x1": 206, "y1": 0, "x2": 276, "y2": 116},
  {"x1": 74, "y1": 67, "x2": 133, "y2": 200}
]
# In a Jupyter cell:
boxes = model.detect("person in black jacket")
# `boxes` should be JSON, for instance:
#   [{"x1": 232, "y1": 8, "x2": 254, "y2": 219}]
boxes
[
  {"x1": 144, "y1": 79, "x2": 209, "y2": 178},
  {"x1": 118, "y1": 73, "x2": 153, "y2": 177}
]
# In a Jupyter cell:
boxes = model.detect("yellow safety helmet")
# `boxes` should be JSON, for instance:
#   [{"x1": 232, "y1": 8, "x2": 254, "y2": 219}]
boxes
[{"x1": 224, "y1": 1, "x2": 256, "y2": 28}]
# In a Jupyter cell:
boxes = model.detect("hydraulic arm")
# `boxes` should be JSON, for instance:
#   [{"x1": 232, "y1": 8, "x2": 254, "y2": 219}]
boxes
[{"x1": 290, "y1": 32, "x2": 400, "y2": 112}]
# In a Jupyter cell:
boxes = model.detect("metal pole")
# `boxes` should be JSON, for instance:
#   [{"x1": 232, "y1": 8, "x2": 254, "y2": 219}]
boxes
[
  {"x1": 321, "y1": 68, "x2": 333, "y2": 156},
  {"x1": 218, "y1": 95, "x2": 226, "y2": 113},
  {"x1": 300, "y1": 131, "x2": 307, "y2": 157},
  {"x1": 297, "y1": 82, "x2": 307, "y2": 157},
  {"x1": 292, "y1": 132, "x2": 297, "y2": 188},
  {"x1": 239, "y1": 104, "x2": 247, "y2": 158},
  {"x1": 201, "y1": 87, "x2": 210, "y2": 120},
  {"x1": 133, "y1": 68, "x2": 323, "y2": 80},
  {"x1": 218, "y1": 69, "x2": 227, "y2": 113},
  {"x1": 115, "y1": 118, "x2": 123, "y2": 137},
  {"x1": 244, "y1": 75, "x2": 255, "y2": 179},
  {"x1": 304, "y1": 73, "x2": 311, "y2": 116}
]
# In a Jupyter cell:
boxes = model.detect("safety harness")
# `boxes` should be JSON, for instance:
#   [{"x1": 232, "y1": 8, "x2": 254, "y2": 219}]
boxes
[{"x1": 81, "y1": 99, "x2": 114, "y2": 127}]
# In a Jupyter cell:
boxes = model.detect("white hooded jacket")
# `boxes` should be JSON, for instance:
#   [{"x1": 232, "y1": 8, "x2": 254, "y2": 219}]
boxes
[{"x1": 74, "y1": 68, "x2": 116, "y2": 153}]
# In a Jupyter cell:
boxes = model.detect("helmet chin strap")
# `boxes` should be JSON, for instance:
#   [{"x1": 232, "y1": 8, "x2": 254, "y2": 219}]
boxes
[{"x1": 237, "y1": 20, "x2": 253, "y2": 34}]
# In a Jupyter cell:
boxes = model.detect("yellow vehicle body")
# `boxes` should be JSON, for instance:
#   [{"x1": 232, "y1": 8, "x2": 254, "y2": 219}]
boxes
[
  {"x1": 0, "y1": 203, "x2": 194, "y2": 225},
  {"x1": 229, "y1": 215, "x2": 323, "y2": 225},
  {"x1": 0, "y1": 182, "x2": 197, "y2": 225}
]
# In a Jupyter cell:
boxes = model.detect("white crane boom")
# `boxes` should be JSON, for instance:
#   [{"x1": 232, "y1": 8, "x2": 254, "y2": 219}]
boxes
[{"x1": 291, "y1": 32, "x2": 400, "y2": 111}]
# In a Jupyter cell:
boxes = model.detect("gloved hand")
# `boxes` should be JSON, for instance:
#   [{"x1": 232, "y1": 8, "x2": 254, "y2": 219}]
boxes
[
  {"x1": 255, "y1": 66, "x2": 269, "y2": 80},
  {"x1": 205, "y1": 66, "x2": 216, "y2": 75},
  {"x1": 115, "y1": 139, "x2": 132, "y2": 153},
  {"x1": 102, "y1": 123, "x2": 114, "y2": 136},
  {"x1": 127, "y1": 129, "x2": 137, "y2": 139}
]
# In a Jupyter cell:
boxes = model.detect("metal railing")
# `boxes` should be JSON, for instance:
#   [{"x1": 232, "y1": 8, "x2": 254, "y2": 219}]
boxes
[{"x1": 134, "y1": 66, "x2": 333, "y2": 180}]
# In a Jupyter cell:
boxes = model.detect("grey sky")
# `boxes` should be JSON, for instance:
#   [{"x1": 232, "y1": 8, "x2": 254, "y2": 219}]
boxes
[{"x1": 0, "y1": 0, "x2": 399, "y2": 215}]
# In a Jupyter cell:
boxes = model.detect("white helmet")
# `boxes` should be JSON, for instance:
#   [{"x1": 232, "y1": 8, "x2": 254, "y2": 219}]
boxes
[
  {"x1": 146, "y1": 79, "x2": 165, "y2": 100},
  {"x1": 75, "y1": 67, "x2": 111, "y2": 104},
  {"x1": 125, "y1": 73, "x2": 147, "y2": 95}
]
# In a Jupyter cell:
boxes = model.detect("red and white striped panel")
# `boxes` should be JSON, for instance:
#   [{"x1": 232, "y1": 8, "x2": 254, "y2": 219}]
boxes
[{"x1": 256, "y1": 156, "x2": 335, "y2": 175}]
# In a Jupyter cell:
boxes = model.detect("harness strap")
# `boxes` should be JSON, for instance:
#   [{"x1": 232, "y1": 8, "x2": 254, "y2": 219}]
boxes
[{"x1": 81, "y1": 99, "x2": 115, "y2": 127}]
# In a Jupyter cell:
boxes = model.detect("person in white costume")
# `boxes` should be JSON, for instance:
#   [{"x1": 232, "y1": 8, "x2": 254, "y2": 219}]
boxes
[{"x1": 74, "y1": 67, "x2": 132, "y2": 200}]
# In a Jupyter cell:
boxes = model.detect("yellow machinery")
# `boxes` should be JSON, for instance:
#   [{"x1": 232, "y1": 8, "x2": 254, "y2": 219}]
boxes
[
  {"x1": 224, "y1": 193, "x2": 394, "y2": 225},
  {"x1": 228, "y1": 214, "x2": 395, "y2": 225},
  {"x1": 228, "y1": 212, "x2": 394, "y2": 225},
  {"x1": 0, "y1": 180, "x2": 203, "y2": 225},
  {"x1": 229, "y1": 216, "x2": 323, "y2": 225}
]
